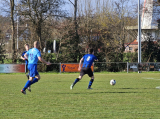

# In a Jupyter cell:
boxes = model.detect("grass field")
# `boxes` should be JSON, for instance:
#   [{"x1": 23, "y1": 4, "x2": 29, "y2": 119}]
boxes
[{"x1": 0, "y1": 72, "x2": 160, "y2": 119}]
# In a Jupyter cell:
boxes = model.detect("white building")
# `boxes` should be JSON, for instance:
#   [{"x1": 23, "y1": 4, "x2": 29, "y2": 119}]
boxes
[
  {"x1": 126, "y1": 0, "x2": 160, "y2": 42},
  {"x1": 141, "y1": 0, "x2": 160, "y2": 41}
]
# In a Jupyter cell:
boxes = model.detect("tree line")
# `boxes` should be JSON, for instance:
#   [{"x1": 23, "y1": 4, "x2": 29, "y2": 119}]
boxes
[{"x1": 0, "y1": 0, "x2": 160, "y2": 65}]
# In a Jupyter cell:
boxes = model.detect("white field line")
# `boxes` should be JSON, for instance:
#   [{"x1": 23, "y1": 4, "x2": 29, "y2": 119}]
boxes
[
  {"x1": 141, "y1": 77, "x2": 160, "y2": 89},
  {"x1": 142, "y1": 77, "x2": 160, "y2": 80}
]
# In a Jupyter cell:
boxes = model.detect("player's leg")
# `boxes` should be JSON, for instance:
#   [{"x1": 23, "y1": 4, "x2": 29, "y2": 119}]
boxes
[
  {"x1": 87, "y1": 68, "x2": 94, "y2": 89},
  {"x1": 24, "y1": 74, "x2": 40, "y2": 94},
  {"x1": 70, "y1": 69, "x2": 85, "y2": 89},
  {"x1": 21, "y1": 75, "x2": 40, "y2": 94},
  {"x1": 31, "y1": 75, "x2": 40, "y2": 85},
  {"x1": 27, "y1": 68, "x2": 31, "y2": 92},
  {"x1": 70, "y1": 75, "x2": 83, "y2": 90},
  {"x1": 26, "y1": 64, "x2": 29, "y2": 79},
  {"x1": 21, "y1": 64, "x2": 38, "y2": 94},
  {"x1": 87, "y1": 76, "x2": 94, "y2": 89},
  {"x1": 21, "y1": 76, "x2": 39, "y2": 94},
  {"x1": 21, "y1": 77, "x2": 34, "y2": 94}
]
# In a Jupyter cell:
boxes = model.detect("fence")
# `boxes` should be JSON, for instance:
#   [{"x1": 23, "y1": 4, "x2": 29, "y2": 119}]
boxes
[
  {"x1": 0, "y1": 62, "x2": 160, "y2": 73},
  {"x1": 127, "y1": 62, "x2": 160, "y2": 72},
  {"x1": 1, "y1": 62, "x2": 160, "y2": 73},
  {"x1": 38, "y1": 62, "x2": 128, "y2": 73}
]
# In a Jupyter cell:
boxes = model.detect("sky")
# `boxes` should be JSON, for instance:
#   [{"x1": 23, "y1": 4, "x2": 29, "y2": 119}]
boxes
[
  {"x1": 0, "y1": 0, "x2": 144, "y2": 17},
  {"x1": 63, "y1": 0, "x2": 144, "y2": 17}
]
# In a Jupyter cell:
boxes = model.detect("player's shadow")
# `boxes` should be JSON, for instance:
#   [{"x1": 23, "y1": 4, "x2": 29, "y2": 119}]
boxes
[
  {"x1": 73, "y1": 87, "x2": 156, "y2": 94},
  {"x1": 56, "y1": 90, "x2": 143, "y2": 95},
  {"x1": 83, "y1": 91, "x2": 142, "y2": 94},
  {"x1": 54, "y1": 87, "x2": 155, "y2": 94},
  {"x1": 80, "y1": 92, "x2": 140, "y2": 94},
  {"x1": 55, "y1": 92, "x2": 142, "y2": 95},
  {"x1": 118, "y1": 88, "x2": 155, "y2": 90}
]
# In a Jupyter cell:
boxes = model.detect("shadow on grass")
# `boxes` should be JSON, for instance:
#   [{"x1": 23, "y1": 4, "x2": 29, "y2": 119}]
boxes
[
  {"x1": 75, "y1": 92, "x2": 141, "y2": 94},
  {"x1": 54, "y1": 91, "x2": 143, "y2": 94},
  {"x1": 52, "y1": 88, "x2": 156, "y2": 94},
  {"x1": 118, "y1": 88, "x2": 155, "y2": 89}
]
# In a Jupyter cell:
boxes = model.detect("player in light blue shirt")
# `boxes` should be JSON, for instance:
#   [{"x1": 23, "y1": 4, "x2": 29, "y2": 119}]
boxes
[
  {"x1": 21, "y1": 41, "x2": 51, "y2": 94},
  {"x1": 70, "y1": 48, "x2": 98, "y2": 89}
]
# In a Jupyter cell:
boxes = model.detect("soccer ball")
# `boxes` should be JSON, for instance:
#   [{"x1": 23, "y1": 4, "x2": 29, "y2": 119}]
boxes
[{"x1": 110, "y1": 79, "x2": 116, "y2": 86}]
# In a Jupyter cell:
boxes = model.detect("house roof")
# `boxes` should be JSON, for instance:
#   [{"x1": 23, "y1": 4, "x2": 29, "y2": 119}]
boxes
[
  {"x1": 125, "y1": 39, "x2": 157, "y2": 46},
  {"x1": 125, "y1": 40, "x2": 138, "y2": 45}
]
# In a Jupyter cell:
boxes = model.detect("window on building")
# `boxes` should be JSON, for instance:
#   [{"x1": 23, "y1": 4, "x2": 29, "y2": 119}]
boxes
[{"x1": 129, "y1": 47, "x2": 132, "y2": 51}]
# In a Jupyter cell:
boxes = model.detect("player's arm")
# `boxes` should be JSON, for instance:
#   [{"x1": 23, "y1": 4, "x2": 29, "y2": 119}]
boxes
[
  {"x1": 24, "y1": 53, "x2": 28, "y2": 60},
  {"x1": 21, "y1": 52, "x2": 26, "y2": 60},
  {"x1": 20, "y1": 56, "x2": 26, "y2": 60},
  {"x1": 38, "y1": 57, "x2": 51, "y2": 65},
  {"x1": 94, "y1": 56, "x2": 98, "y2": 61},
  {"x1": 78, "y1": 57, "x2": 84, "y2": 71}
]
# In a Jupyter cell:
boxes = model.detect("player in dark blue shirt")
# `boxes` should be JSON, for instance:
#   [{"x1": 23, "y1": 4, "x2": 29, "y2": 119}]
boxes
[
  {"x1": 20, "y1": 44, "x2": 31, "y2": 91},
  {"x1": 70, "y1": 48, "x2": 98, "y2": 89},
  {"x1": 21, "y1": 44, "x2": 29, "y2": 75}
]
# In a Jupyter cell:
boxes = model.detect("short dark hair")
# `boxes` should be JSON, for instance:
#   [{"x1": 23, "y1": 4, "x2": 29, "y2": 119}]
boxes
[
  {"x1": 24, "y1": 43, "x2": 29, "y2": 47},
  {"x1": 88, "y1": 48, "x2": 94, "y2": 54}
]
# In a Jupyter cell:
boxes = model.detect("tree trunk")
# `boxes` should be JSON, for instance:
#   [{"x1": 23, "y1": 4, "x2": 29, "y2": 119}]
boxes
[
  {"x1": 74, "y1": 0, "x2": 78, "y2": 38},
  {"x1": 10, "y1": 0, "x2": 17, "y2": 63},
  {"x1": 74, "y1": 0, "x2": 79, "y2": 62},
  {"x1": 56, "y1": 38, "x2": 61, "y2": 61},
  {"x1": 36, "y1": 23, "x2": 42, "y2": 52}
]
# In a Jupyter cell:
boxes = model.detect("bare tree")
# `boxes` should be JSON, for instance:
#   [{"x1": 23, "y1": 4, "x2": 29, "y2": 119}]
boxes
[
  {"x1": 78, "y1": 0, "x2": 99, "y2": 50},
  {"x1": 19, "y1": 0, "x2": 66, "y2": 52},
  {"x1": 94, "y1": 0, "x2": 137, "y2": 62},
  {"x1": 0, "y1": 0, "x2": 18, "y2": 62},
  {"x1": 69, "y1": 0, "x2": 78, "y2": 37},
  {"x1": 68, "y1": 0, "x2": 81, "y2": 62}
]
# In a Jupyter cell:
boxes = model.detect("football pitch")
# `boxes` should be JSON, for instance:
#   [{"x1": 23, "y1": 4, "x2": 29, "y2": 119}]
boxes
[{"x1": 0, "y1": 72, "x2": 160, "y2": 119}]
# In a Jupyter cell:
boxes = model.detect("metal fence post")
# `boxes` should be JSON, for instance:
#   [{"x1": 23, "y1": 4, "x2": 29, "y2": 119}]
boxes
[
  {"x1": 127, "y1": 62, "x2": 128, "y2": 73},
  {"x1": 60, "y1": 63, "x2": 61, "y2": 74}
]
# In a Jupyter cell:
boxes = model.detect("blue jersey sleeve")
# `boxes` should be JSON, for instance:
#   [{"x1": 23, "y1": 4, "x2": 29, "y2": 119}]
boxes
[{"x1": 37, "y1": 51, "x2": 41, "y2": 57}]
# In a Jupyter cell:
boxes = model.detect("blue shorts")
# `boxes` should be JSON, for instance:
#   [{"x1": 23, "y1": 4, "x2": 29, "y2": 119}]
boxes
[{"x1": 28, "y1": 64, "x2": 39, "y2": 77}]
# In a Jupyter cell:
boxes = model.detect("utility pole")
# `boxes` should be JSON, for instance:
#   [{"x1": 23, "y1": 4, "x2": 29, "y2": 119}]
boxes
[
  {"x1": 17, "y1": 0, "x2": 18, "y2": 50},
  {"x1": 138, "y1": 0, "x2": 141, "y2": 73}
]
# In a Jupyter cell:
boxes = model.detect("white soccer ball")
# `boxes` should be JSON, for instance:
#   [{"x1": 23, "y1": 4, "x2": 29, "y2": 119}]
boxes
[{"x1": 110, "y1": 79, "x2": 116, "y2": 86}]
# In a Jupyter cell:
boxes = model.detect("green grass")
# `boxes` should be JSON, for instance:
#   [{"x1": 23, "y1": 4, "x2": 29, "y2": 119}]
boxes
[{"x1": 0, "y1": 73, "x2": 160, "y2": 119}]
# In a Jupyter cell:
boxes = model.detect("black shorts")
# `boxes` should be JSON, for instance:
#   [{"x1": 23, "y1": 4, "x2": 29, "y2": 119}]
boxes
[
  {"x1": 25, "y1": 64, "x2": 29, "y2": 73},
  {"x1": 80, "y1": 67, "x2": 93, "y2": 77}
]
